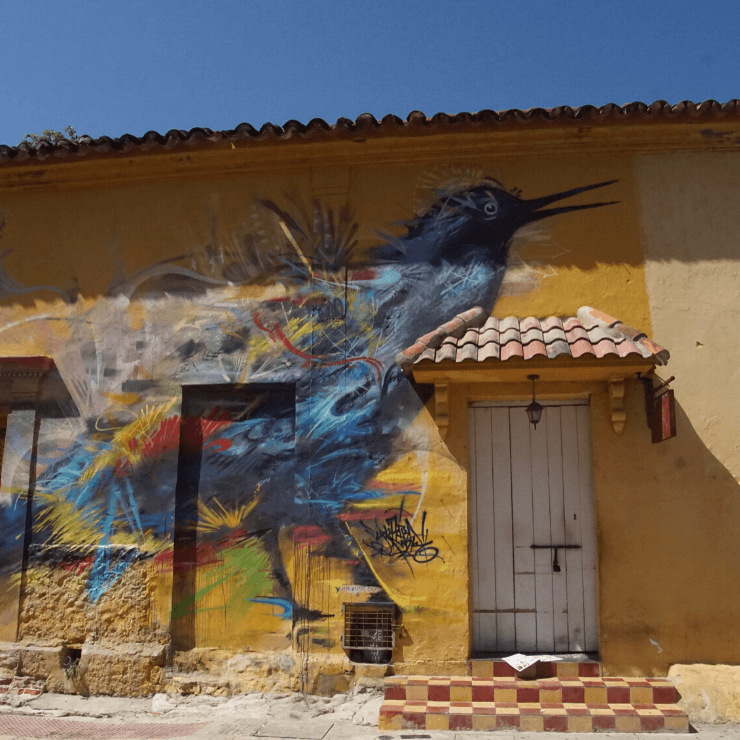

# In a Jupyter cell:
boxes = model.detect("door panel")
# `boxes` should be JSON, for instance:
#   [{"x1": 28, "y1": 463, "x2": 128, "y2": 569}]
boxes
[
  {"x1": 560, "y1": 406, "x2": 586, "y2": 651},
  {"x1": 510, "y1": 409, "x2": 536, "y2": 651},
  {"x1": 531, "y1": 411, "x2": 554, "y2": 652},
  {"x1": 470, "y1": 403, "x2": 597, "y2": 654},
  {"x1": 545, "y1": 407, "x2": 570, "y2": 651},
  {"x1": 470, "y1": 408, "x2": 496, "y2": 651},
  {"x1": 491, "y1": 408, "x2": 515, "y2": 645}
]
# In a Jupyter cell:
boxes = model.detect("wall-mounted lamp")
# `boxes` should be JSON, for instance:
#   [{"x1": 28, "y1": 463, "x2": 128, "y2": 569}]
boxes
[{"x1": 526, "y1": 374, "x2": 543, "y2": 429}]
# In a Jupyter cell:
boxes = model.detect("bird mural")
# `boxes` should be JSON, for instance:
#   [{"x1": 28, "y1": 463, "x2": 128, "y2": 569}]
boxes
[{"x1": 0, "y1": 175, "x2": 618, "y2": 648}]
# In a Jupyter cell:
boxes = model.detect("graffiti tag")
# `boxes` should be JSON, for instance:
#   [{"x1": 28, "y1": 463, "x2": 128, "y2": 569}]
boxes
[{"x1": 360, "y1": 506, "x2": 440, "y2": 564}]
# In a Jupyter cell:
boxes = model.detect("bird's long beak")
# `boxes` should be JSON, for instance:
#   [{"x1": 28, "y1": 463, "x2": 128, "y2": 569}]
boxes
[{"x1": 524, "y1": 180, "x2": 618, "y2": 222}]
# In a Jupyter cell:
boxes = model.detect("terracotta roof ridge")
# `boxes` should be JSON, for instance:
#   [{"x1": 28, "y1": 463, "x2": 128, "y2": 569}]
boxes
[
  {"x1": 2, "y1": 99, "x2": 739, "y2": 166},
  {"x1": 396, "y1": 306, "x2": 487, "y2": 370},
  {"x1": 400, "y1": 305, "x2": 670, "y2": 369},
  {"x1": 576, "y1": 306, "x2": 670, "y2": 365}
]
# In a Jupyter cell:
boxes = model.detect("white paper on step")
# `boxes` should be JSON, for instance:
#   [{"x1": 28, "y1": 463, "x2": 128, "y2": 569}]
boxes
[{"x1": 502, "y1": 653, "x2": 563, "y2": 672}]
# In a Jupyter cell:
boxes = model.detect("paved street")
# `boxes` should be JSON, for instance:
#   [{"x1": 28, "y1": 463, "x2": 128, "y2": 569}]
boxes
[
  {"x1": 0, "y1": 713, "x2": 739, "y2": 739},
  {"x1": 0, "y1": 691, "x2": 738, "y2": 739}
]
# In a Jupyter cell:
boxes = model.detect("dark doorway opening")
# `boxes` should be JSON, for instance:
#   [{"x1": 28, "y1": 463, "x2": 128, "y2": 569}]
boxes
[{"x1": 170, "y1": 383, "x2": 295, "y2": 652}]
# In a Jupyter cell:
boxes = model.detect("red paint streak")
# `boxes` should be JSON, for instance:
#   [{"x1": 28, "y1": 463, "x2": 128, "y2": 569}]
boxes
[
  {"x1": 253, "y1": 312, "x2": 383, "y2": 382},
  {"x1": 350, "y1": 270, "x2": 376, "y2": 281},
  {"x1": 203, "y1": 438, "x2": 231, "y2": 453},
  {"x1": 264, "y1": 297, "x2": 303, "y2": 307},
  {"x1": 114, "y1": 460, "x2": 131, "y2": 476},
  {"x1": 142, "y1": 415, "x2": 182, "y2": 458},
  {"x1": 201, "y1": 413, "x2": 233, "y2": 438},
  {"x1": 220, "y1": 528, "x2": 250, "y2": 547},
  {"x1": 193, "y1": 543, "x2": 225, "y2": 568},
  {"x1": 114, "y1": 414, "x2": 233, "y2": 476},
  {"x1": 292, "y1": 525, "x2": 331, "y2": 550},
  {"x1": 154, "y1": 549, "x2": 174, "y2": 572},
  {"x1": 154, "y1": 544, "x2": 226, "y2": 573},
  {"x1": 59, "y1": 556, "x2": 93, "y2": 575}
]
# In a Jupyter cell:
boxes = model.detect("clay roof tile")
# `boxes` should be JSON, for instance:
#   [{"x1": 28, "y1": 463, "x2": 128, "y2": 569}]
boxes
[
  {"x1": 399, "y1": 305, "x2": 669, "y2": 370},
  {"x1": 4, "y1": 100, "x2": 737, "y2": 166}
]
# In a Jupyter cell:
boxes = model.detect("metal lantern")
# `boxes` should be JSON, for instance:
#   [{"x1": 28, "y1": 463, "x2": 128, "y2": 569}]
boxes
[{"x1": 526, "y1": 374, "x2": 543, "y2": 429}]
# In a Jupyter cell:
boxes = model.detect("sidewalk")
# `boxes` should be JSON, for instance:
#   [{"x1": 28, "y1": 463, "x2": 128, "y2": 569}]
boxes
[{"x1": 0, "y1": 691, "x2": 737, "y2": 740}]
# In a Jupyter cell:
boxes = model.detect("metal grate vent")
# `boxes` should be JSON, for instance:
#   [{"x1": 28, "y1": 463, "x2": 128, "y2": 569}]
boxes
[{"x1": 341, "y1": 602, "x2": 396, "y2": 650}]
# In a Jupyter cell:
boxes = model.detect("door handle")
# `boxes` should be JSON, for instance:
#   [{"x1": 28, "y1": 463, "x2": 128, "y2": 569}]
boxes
[{"x1": 530, "y1": 544, "x2": 582, "y2": 573}]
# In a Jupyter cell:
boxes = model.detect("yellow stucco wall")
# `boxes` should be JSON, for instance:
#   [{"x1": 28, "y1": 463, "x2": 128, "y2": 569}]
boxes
[
  {"x1": 0, "y1": 121, "x2": 737, "y2": 684},
  {"x1": 632, "y1": 151, "x2": 740, "y2": 672}
]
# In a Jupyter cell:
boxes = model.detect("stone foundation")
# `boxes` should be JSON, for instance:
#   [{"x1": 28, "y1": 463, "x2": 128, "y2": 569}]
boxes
[
  {"x1": 0, "y1": 640, "x2": 392, "y2": 698},
  {"x1": 0, "y1": 640, "x2": 166, "y2": 696},
  {"x1": 166, "y1": 648, "x2": 389, "y2": 697},
  {"x1": 18, "y1": 545, "x2": 163, "y2": 646},
  {"x1": 668, "y1": 664, "x2": 740, "y2": 724}
]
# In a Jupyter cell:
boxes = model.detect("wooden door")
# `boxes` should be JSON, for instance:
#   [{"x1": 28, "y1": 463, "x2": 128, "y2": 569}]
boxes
[{"x1": 469, "y1": 403, "x2": 597, "y2": 654}]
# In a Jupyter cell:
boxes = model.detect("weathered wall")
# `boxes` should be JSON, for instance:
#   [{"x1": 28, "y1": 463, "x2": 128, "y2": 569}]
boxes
[
  {"x1": 669, "y1": 664, "x2": 740, "y2": 724},
  {"x1": 18, "y1": 545, "x2": 161, "y2": 645},
  {"x1": 0, "y1": 126, "x2": 736, "y2": 693},
  {"x1": 590, "y1": 381, "x2": 740, "y2": 675},
  {"x1": 625, "y1": 150, "x2": 740, "y2": 673},
  {"x1": 637, "y1": 151, "x2": 740, "y2": 480},
  {"x1": 10, "y1": 545, "x2": 167, "y2": 696},
  {"x1": 0, "y1": 410, "x2": 34, "y2": 642}
]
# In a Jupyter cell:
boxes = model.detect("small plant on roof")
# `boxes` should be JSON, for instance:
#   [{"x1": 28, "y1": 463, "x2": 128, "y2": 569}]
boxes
[{"x1": 22, "y1": 126, "x2": 79, "y2": 146}]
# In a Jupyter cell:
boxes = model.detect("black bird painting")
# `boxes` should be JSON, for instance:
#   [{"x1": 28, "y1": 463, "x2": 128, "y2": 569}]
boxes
[
  {"x1": 368, "y1": 178, "x2": 618, "y2": 355},
  {"x1": 166, "y1": 176, "x2": 619, "y2": 630},
  {"x1": 1, "y1": 175, "x2": 618, "y2": 645}
]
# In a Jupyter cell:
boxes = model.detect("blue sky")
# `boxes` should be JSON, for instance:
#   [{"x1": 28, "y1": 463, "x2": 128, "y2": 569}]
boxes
[{"x1": 1, "y1": 0, "x2": 738, "y2": 146}]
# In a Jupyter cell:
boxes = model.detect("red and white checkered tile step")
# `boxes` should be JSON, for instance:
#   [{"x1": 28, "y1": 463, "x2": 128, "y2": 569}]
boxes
[
  {"x1": 379, "y1": 663, "x2": 689, "y2": 733},
  {"x1": 384, "y1": 675, "x2": 680, "y2": 705}
]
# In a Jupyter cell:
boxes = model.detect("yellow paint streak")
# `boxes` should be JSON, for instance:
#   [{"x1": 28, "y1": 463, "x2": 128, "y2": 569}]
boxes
[
  {"x1": 101, "y1": 391, "x2": 143, "y2": 405},
  {"x1": 369, "y1": 456, "x2": 423, "y2": 489},
  {"x1": 197, "y1": 495, "x2": 260, "y2": 534},
  {"x1": 279, "y1": 221, "x2": 314, "y2": 278},
  {"x1": 33, "y1": 492, "x2": 105, "y2": 545},
  {"x1": 81, "y1": 398, "x2": 177, "y2": 483}
]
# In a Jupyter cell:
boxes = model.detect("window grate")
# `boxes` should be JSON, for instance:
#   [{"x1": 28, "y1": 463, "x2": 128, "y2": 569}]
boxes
[{"x1": 341, "y1": 602, "x2": 396, "y2": 650}]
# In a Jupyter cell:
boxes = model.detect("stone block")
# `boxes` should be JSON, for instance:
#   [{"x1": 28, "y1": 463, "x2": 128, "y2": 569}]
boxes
[
  {"x1": 75, "y1": 641, "x2": 167, "y2": 697},
  {"x1": 13, "y1": 644, "x2": 63, "y2": 682},
  {"x1": 668, "y1": 663, "x2": 740, "y2": 723}
]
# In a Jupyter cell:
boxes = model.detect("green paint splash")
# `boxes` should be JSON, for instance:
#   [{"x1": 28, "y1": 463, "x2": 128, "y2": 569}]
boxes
[{"x1": 171, "y1": 536, "x2": 272, "y2": 620}]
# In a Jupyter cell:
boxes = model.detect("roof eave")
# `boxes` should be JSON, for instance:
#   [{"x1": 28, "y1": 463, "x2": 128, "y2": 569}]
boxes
[
  {"x1": 2, "y1": 99, "x2": 739, "y2": 170},
  {"x1": 409, "y1": 355, "x2": 657, "y2": 385}
]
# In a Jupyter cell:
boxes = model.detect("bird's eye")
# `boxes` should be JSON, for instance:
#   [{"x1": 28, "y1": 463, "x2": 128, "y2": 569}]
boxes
[{"x1": 483, "y1": 199, "x2": 498, "y2": 217}]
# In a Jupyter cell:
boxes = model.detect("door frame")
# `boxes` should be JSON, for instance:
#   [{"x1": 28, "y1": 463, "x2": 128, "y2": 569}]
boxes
[{"x1": 468, "y1": 399, "x2": 599, "y2": 655}]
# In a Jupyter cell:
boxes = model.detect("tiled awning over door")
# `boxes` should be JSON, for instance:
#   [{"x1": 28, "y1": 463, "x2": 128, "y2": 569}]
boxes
[{"x1": 398, "y1": 305, "x2": 669, "y2": 371}]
